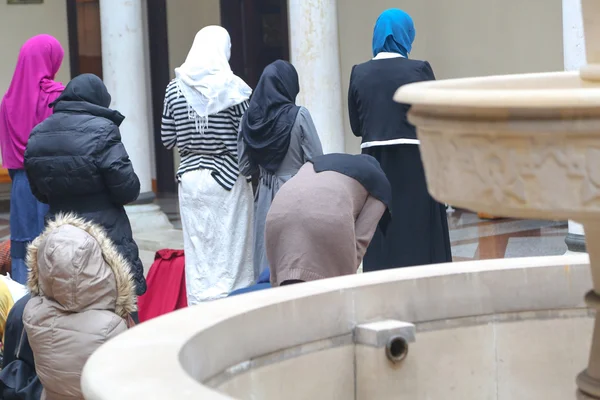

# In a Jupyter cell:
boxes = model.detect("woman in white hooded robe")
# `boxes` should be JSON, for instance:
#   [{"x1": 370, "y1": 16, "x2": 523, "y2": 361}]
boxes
[{"x1": 161, "y1": 26, "x2": 255, "y2": 304}]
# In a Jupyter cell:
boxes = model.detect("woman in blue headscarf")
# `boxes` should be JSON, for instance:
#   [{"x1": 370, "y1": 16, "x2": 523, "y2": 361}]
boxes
[
  {"x1": 372, "y1": 8, "x2": 415, "y2": 58},
  {"x1": 348, "y1": 9, "x2": 452, "y2": 272}
]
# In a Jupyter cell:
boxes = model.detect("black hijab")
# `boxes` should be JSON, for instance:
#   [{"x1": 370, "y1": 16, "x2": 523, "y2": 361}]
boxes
[
  {"x1": 310, "y1": 153, "x2": 393, "y2": 233},
  {"x1": 241, "y1": 60, "x2": 301, "y2": 173},
  {"x1": 50, "y1": 73, "x2": 124, "y2": 126}
]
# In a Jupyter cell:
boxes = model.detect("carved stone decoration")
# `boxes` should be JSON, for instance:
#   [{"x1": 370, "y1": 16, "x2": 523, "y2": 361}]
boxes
[{"x1": 410, "y1": 112, "x2": 600, "y2": 222}]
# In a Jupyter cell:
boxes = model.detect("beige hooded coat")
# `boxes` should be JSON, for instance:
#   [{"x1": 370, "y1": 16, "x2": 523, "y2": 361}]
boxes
[{"x1": 23, "y1": 214, "x2": 136, "y2": 400}]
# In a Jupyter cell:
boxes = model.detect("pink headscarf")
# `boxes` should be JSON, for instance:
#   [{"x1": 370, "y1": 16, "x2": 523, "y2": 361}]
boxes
[{"x1": 0, "y1": 34, "x2": 65, "y2": 170}]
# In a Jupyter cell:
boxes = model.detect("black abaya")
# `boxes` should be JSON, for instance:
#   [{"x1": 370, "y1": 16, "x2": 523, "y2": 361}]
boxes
[{"x1": 362, "y1": 144, "x2": 452, "y2": 271}]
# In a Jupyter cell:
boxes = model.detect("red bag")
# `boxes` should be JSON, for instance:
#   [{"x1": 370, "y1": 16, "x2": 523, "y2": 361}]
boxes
[{"x1": 137, "y1": 249, "x2": 187, "y2": 323}]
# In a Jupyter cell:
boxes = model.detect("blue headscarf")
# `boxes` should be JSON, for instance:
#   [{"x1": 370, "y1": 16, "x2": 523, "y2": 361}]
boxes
[{"x1": 372, "y1": 9, "x2": 415, "y2": 58}]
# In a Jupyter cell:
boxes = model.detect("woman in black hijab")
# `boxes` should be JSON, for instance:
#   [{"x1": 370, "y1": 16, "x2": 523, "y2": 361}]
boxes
[{"x1": 239, "y1": 60, "x2": 323, "y2": 279}]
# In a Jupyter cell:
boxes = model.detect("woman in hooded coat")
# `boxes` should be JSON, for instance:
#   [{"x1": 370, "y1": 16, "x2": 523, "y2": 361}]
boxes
[
  {"x1": 0, "y1": 35, "x2": 65, "y2": 284},
  {"x1": 23, "y1": 73, "x2": 146, "y2": 296},
  {"x1": 161, "y1": 26, "x2": 255, "y2": 304},
  {"x1": 266, "y1": 153, "x2": 391, "y2": 286},
  {"x1": 348, "y1": 9, "x2": 452, "y2": 271},
  {"x1": 239, "y1": 60, "x2": 323, "y2": 278},
  {"x1": 23, "y1": 214, "x2": 136, "y2": 400}
]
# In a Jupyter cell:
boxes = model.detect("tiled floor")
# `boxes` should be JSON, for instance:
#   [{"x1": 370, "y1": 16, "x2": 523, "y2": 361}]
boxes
[
  {"x1": 447, "y1": 209, "x2": 568, "y2": 261},
  {"x1": 156, "y1": 194, "x2": 182, "y2": 230},
  {"x1": 156, "y1": 195, "x2": 569, "y2": 261},
  {"x1": 0, "y1": 198, "x2": 569, "y2": 261}
]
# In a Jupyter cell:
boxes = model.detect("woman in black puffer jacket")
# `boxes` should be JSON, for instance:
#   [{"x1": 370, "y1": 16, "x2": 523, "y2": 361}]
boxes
[{"x1": 24, "y1": 73, "x2": 146, "y2": 296}]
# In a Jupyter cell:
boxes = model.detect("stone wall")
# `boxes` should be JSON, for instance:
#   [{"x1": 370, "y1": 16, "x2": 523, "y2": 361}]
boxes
[{"x1": 337, "y1": 0, "x2": 564, "y2": 153}]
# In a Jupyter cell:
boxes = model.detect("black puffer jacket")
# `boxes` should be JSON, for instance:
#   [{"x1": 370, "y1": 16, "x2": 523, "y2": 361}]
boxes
[{"x1": 24, "y1": 74, "x2": 146, "y2": 295}]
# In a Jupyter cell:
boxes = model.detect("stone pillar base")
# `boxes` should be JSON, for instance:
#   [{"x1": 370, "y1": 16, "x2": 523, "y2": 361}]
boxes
[
  {"x1": 578, "y1": 370, "x2": 600, "y2": 399},
  {"x1": 125, "y1": 195, "x2": 182, "y2": 256},
  {"x1": 566, "y1": 220, "x2": 587, "y2": 254},
  {"x1": 579, "y1": 390, "x2": 598, "y2": 399},
  {"x1": 125, "y1": 203, "x2": 173, "y2": 233},
  {"x1": 566, "y1": 232, "x2": 587, "y2": 253}
]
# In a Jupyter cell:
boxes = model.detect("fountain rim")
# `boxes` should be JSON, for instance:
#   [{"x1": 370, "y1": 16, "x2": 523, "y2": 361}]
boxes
[
  {"x1": 81, "y1": 255, "x2": 591, "y2": 400},
  {"x1": 395, "y1": 71, "x2": 600, "y2": 109}
]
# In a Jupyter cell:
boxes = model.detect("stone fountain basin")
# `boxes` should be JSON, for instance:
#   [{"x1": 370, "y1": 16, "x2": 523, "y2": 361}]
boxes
[
  {"x1": 82, "y1": 255, "x2": 592, "y2": 400},
  {"x1": 395, "y1": 71, "x2": 600, "y2": 221}
]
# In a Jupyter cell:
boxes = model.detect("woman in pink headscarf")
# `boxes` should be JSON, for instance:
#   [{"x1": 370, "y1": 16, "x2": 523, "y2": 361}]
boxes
[{"x1": 0, "y1": 35, "x2": 65, "y2": 284}]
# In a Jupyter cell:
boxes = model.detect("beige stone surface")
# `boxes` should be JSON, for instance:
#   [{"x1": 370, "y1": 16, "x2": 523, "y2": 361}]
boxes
[
  {"x1": 354, "y1": 316, "x2": 593, "y2": 400},
  {"x1": 0, "y1": 1, "x2": 71, "y2": 97},
  {"x1": 219, "y1": 346, "x2": 354, "y2": 400},
  {"x1": 81, "y1": 255, "x2": 592, "y2": 399},
  {"x1": 165, "y1": 0, "x2": 220, "y2": 79},
  {"x1": 207, "y1": 312, "x2": 594, "y2": 400},
  {"x1": 164, "y1": 0, "x2": 221, "y2": 173},
  {"x1": 495, "y1": 317, "x2": 593, "y2": 400},
  {"x1": 180, "y1": 289, "x2": 354, "y2": 383},
  {"x1": 350, "y1": 256, "x2": 591, "y2": 325},
  {"x1": 134, "y1": 228, "x2": 183, "y2": 253},
  {"x1": 337, "y1": 0, "x2": 563, "y2": 153},
  {"x1": 208, "y1": 313, "x2": 595, "y2": 400},
  {"x1": 357, "y1": 324, "x2": 497, "y2": 400}
]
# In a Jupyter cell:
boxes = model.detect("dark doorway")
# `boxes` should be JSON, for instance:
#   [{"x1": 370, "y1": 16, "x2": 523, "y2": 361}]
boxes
[
  {"x1": 66, "y1": 0, "x2": 103, "y2": 79},
  {"x1": 147, "y1": 0, "x2": 176, "y2": 194},
  {"x1": 220, "y1": 0, "x2": 290, "y2": 88}
]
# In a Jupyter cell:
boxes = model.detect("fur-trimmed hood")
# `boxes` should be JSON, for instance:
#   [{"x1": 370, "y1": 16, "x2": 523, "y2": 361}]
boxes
[{"x1": 26, "y1": 213, "x2": 136, "y2": 318}]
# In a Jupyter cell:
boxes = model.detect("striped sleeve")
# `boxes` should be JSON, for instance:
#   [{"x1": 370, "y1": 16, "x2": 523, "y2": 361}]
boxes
[
  {"x1": 237, "y1": 101, "x2": 249, "y2": 120},
  {"x1": 164, "y1": 91, "x2": 251, "y2": 190},
  {"x1": 161, "y1": 82, "x2": 177, "y2": 150}
]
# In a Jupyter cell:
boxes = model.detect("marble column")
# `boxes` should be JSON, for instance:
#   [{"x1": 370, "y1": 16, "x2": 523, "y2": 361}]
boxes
[
  {"x1": 564, "y1": 0, "x2": 586, "y2": 71},
  {"x1": 288, "y1": 0, "x2": 345, "y2": 153},
  {"x1": 563, "y1": 0, "x2": 587, "y2": 254},
  {"x1": 100, "y1": 0, "x2": 171, "y2": 231}
]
